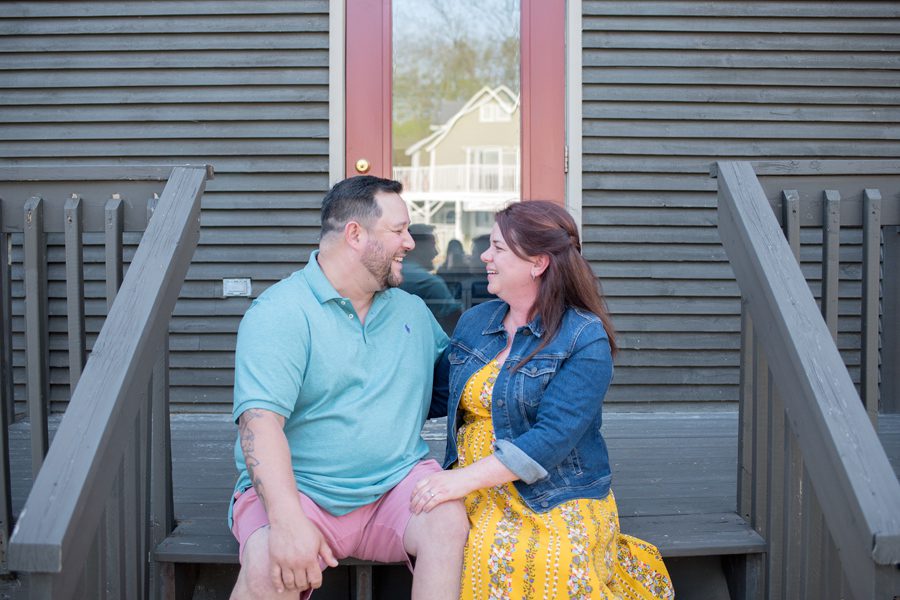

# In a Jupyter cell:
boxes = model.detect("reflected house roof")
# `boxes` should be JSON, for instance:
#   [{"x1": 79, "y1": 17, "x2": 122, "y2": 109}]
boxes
[{"x1": 405, "y1": 85, "x2": 519, "y2": 157}]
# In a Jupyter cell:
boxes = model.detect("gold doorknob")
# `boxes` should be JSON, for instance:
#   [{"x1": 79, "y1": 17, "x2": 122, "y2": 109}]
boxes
[{"x1": 355, "y1": 158, "x2": 371, "y2": 174}]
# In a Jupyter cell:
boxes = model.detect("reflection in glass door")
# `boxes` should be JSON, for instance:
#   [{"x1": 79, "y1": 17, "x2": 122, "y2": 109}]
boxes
[{"x1": 391, "y1": 0, "x2": 521, "y2": 329}]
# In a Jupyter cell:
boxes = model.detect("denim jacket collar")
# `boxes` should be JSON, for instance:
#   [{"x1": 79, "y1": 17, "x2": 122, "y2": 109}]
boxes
[{"x1": 481, "y1": 301, "x2": 545, "y2": 338}]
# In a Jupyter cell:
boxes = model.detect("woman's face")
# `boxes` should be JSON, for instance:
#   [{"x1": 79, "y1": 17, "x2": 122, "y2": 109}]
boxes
[{"x1": 480, "y1": 223, "x2": 539, "y2": 303}]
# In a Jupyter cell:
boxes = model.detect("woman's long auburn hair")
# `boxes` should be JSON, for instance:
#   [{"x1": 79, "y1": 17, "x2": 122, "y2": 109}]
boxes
[{"x1": 495, "y1": 200, "x2": 618, "y2": 368}]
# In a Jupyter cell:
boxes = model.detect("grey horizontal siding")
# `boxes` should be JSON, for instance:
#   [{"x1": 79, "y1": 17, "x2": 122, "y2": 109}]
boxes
[
  {"x1": 582, "y1": 1, "x2": 900, "y2": 406},
  {"x1": 1, "y1": 1, "x2": 330, "y2": 412}
]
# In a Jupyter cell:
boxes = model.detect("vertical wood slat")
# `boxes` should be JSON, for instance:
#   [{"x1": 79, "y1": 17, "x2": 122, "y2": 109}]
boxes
[
  {"x1": 149, "y1": 344, "x2": 174, "y2": 599},
  {"x1": 123, "y1": 411, "x2": 141, "y2": 600},
  {"x1": 821, "y1": 190, "x2": 841, "y2": 340},
  {"x1": 146, "y1": 194, "x2": 175, "y2": 599},
  {"x1": 780, "y1": 190, "x2": 803, "y2": 600},
  {"x1": 751, "y1": 333, "x2": 769, "y2": 594},
  {"x1": 104, "y1": 195, "x2": 125, "y2": 597},
  {"x1": 23, "y1": 196, "x2": 49, "y2": 475},
  {"x1": 860, "y1": 189, "x2": 882, "y2": 424},
  {"x1": 800, "y1": 474, "x2": 825, "y2": 599},
  {"x1": 737, "y1": 305, "x2": 753, "y2": 521},
  {"x1": 0, "y1": 203, "x2": 11, "y2": 574},
  {"x1": 64, "y1": 195, "x2": 86, "y2": 391},
  {"x1": 82, "y1": 524, "x2": 103, "y2": 600},
  {"x1": 106, "y1": 464, "x2": 126, "y2": 599},
  {"x1": 765, "y1": 385, "x2": 785, "y2": 600},
  {"x1": 105, "y1": 196, "x2": 124, "y2": 309},
  {"x1": 139, "y1": 381, "x2": 151, "y2": 600},
  {"x1": 0, "y1": 203, "x2": 13, "y2": 426}
]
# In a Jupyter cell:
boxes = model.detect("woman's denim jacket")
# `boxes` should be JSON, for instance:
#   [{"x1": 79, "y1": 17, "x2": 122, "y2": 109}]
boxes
[{"x1": 430, "y1": 299, "x2": 614, "y2": 513}]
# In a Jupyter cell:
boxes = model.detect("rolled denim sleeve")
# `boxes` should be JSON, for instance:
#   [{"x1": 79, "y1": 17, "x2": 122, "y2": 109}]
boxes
[
  {"x1": 504, "y1": 323, "x2": 613, "y2": 476},
  {"x1": 494, "y1": 439, "x2": 549, "y2": 483}
]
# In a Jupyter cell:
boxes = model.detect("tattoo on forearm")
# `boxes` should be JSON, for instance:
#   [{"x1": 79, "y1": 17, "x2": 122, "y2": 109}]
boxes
[{"x1": 239, "y1": 409, "x2": 267, "y2": 508}]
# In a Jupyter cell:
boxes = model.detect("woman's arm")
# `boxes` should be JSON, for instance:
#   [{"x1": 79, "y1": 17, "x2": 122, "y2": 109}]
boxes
[{"x1": 409, "y1": 454, "x2": 517, "y2": 514}]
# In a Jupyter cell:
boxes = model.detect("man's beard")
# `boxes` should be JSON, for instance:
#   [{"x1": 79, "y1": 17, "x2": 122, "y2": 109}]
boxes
[{"x1": 362, "y1": 239, "x2": 402, "y2": 289}]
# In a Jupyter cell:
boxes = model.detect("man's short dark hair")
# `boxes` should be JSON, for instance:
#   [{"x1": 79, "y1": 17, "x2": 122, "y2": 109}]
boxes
[{"x1": 320, "y1": 176, "x2": 403, "y2": 237}]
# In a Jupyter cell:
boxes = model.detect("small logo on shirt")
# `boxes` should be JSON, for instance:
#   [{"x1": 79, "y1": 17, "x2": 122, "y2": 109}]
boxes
[{"x1": 404, "y1": 323, "x2": 411, "y2": 334}]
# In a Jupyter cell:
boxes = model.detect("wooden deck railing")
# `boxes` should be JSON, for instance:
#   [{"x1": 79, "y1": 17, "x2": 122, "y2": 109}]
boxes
[
  {"x1": 0, "y1": 165, "x2": 211, "y2": 598},
  {"x1": 714, "y1": 161, "x2": 900, "y2": 600}
]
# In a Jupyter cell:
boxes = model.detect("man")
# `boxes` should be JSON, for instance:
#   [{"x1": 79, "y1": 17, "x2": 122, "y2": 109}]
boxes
[
  {"x1": 229, "y1": 176, "x2": 468, "y2": 599},
  {"x1": 400, "y1": 224, "x2": 462, "y2": 331}
]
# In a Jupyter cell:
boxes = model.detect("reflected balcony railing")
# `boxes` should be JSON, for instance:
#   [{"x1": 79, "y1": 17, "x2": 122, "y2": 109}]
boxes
[{"x1": 394, "y1": 164, "x2": 520, "y2": 195}]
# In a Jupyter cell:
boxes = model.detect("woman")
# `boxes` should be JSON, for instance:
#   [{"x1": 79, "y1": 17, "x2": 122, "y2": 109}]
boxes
[{"x1": 414, "y1": 201, "x2": 673, "y2": 599}]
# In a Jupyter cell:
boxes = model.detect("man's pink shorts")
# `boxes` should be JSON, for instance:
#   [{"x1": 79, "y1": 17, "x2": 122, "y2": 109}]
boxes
[{"x1": 231, "y1": 459, "x2": 442, "y2": 576}]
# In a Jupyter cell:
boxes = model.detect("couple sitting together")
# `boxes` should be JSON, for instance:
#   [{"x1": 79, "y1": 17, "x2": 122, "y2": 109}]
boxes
[{"x1": 228, "y1": 176, "x2": 674, "y2": 599}]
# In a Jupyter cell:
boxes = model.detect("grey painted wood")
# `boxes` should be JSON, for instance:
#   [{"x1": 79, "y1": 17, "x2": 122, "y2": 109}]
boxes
[
  {"x1": 23, "y1": 197, "x2": 48, "y2": 475},
  {"x1": 0, "y1": 212, "x2": 13, "y2": 426},
  {"x1": 583, "y1": 3, "x2": 900, "y2": 408},
  {"x1": 63, "y1": 196, "x2": 85, "y2": 390},
  {"x1": 0, "y1": 1, "x2": 329, "y2": 413},
  {"x1": 860, "y1": 190, "x2": 881, "y2": 424},
  {"x1": 751, "y1": 339, "x2": 768, "y2": 545},
  {"x1": 152, "y1": 412, "x2": 766, "y2": 563},
  {"x1": 884, "y1": 228, "x2": 900, "y2": 414},
  {"x1": 7, "y1": 167, "x2": 208, "y2": 589},
  {"x1": 765, "y1": 389, "x2": 785, "y2": 599},
  {"x1": 104, "y1": 198, "x2": 123, "y2": 309},
  {"x1": 0, "y1": 204, "x2": 12, "y2": 574},
  {"x1": 716, "y1": 161, "x2": 900, "y2": 600},
  {"x1": 737, "y1": 308, "x2": 752, "y2": 521},
  {"x1": 149, "y1": 346, "x2": 175, "y2": 576},
  {"x1": 821, "y1": 191, "x2": 840, "y2": 339}
]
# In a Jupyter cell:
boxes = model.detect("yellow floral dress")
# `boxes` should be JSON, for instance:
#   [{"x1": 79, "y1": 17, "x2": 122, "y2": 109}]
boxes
[{"x1": 456, "y1": 360, "x2": 674, "y2": 600}]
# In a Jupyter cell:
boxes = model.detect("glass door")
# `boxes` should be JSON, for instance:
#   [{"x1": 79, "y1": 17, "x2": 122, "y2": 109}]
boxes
[{"x1": 345, "y1": 0, "x2": 564, "y2": 330}]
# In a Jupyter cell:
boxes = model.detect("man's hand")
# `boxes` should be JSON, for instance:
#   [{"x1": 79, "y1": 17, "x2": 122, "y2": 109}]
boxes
[
  {"x1": 237, "y1": 408, "x2": 339, "y2": 593},
  {"x1": 268, "y1": 514, "x2": 339, "y2": 593}
]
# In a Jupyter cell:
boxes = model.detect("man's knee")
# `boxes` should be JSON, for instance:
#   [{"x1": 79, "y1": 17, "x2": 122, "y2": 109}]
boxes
[{"x1": 232, "y1": 528, "x2": 280, "y2": 599}]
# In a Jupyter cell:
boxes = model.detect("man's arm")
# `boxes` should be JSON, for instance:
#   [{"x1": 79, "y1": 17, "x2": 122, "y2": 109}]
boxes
[{"x1": 238, "y1": 408, "x2": 338, "y2": 593}]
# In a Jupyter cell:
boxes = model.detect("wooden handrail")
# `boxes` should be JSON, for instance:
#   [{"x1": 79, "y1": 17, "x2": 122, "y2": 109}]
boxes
[
  {"x1": 716, "y1": 161, "x2": 900, "y2": 599},
  {"x1": 6, "y1": 166, "x2": 209, "y2": 592}
]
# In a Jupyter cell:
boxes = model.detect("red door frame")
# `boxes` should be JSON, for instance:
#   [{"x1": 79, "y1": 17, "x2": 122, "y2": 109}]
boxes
[
  {"x1": 345, "y1": 0, "x2": 566, "y2": 204},
  {"x1": 345, "y1": 0, "x2": 392, "y2": 179}
]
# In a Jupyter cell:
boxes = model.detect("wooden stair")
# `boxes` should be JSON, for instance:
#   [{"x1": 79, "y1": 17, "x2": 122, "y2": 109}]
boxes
[{"x1": 155, "y1": 412, "x2": 768, "y2": 598}]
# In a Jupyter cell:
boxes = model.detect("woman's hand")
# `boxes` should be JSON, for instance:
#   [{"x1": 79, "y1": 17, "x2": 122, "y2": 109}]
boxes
[
  {"x1": 410, "y1": 469, "x2": 474, "y2": 514},
  {"x1": 411, "y1": 455, "x2": 519, "y2": 514}
]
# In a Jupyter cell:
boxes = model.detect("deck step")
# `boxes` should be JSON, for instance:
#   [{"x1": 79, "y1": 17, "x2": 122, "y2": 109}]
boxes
[{"x1": 155, "y1": 511, "x2": 765, "y2": 564}]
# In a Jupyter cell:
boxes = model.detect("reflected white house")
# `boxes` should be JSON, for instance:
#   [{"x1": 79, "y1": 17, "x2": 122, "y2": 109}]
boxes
[{"x1": 394, "y1": 85, "x2": 520, "y2": 248}]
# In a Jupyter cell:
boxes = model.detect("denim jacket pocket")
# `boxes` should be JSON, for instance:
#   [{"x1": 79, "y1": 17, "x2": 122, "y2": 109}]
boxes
[{"x1": 515, "y1": 359, "x2": 558, "y2": 409}]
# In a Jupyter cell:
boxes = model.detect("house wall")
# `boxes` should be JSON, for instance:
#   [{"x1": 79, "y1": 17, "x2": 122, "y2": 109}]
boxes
[
  {"x1": 1, "y1": 1, "x2": 329, "y2": 411},
  {"x1": 2, "y1": 1, "x2": 899, "y2": 412},
  {"x1": 431, "y1": 106, "x2": 520, "y2": 165},
  {"x1": 581, "y1": 1, "x2": 900, "y2": 406}
]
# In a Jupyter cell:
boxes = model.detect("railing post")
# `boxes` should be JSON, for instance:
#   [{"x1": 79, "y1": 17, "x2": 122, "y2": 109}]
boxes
[
  {"x1": 860, "y1": 189, "x2": 881, "y2": 425},
  {"x1": 0, "y1": 200, "x2": 13, "y2": 426},
  {"x1": 821, "y1": 190, "x2": 840, "y2": 339},
  {"x1": 24, "y1": 196, "x2": 49, "y2": 474},
  {"x1": 149, "y1": 342, "x2": 174, "y2": 599},
  {"x1": 64, "y1": 195, "x2": 86, "y2": 391},
  {"x1": 0, "y1": 201, "x2": 12, "y2": 573},
  {"x1": 779, "y1": 189, "x2": 802, "y2": 600},
  {"x1": 737, "y1": 306, "x2": 753, "y2": 522}
]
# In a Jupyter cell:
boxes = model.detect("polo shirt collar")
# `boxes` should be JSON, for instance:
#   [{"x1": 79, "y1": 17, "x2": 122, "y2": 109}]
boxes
[
  {"x1": 482, "y1": 301, "x2": 545, "y2": 337},
  {"x1": 304, "y1": 250, "x2": 343, "y2": 304}
]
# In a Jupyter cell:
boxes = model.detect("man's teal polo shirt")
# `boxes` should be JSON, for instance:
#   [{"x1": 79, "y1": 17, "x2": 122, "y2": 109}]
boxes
[{"x1": 232, "y1": 251, "x2": 449, "y2": 516}]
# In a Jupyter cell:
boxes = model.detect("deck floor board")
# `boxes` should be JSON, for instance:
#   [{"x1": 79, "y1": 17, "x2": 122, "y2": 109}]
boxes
[{"x1": 7, "y1": 411, "x2": 899, "y2": 564}]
